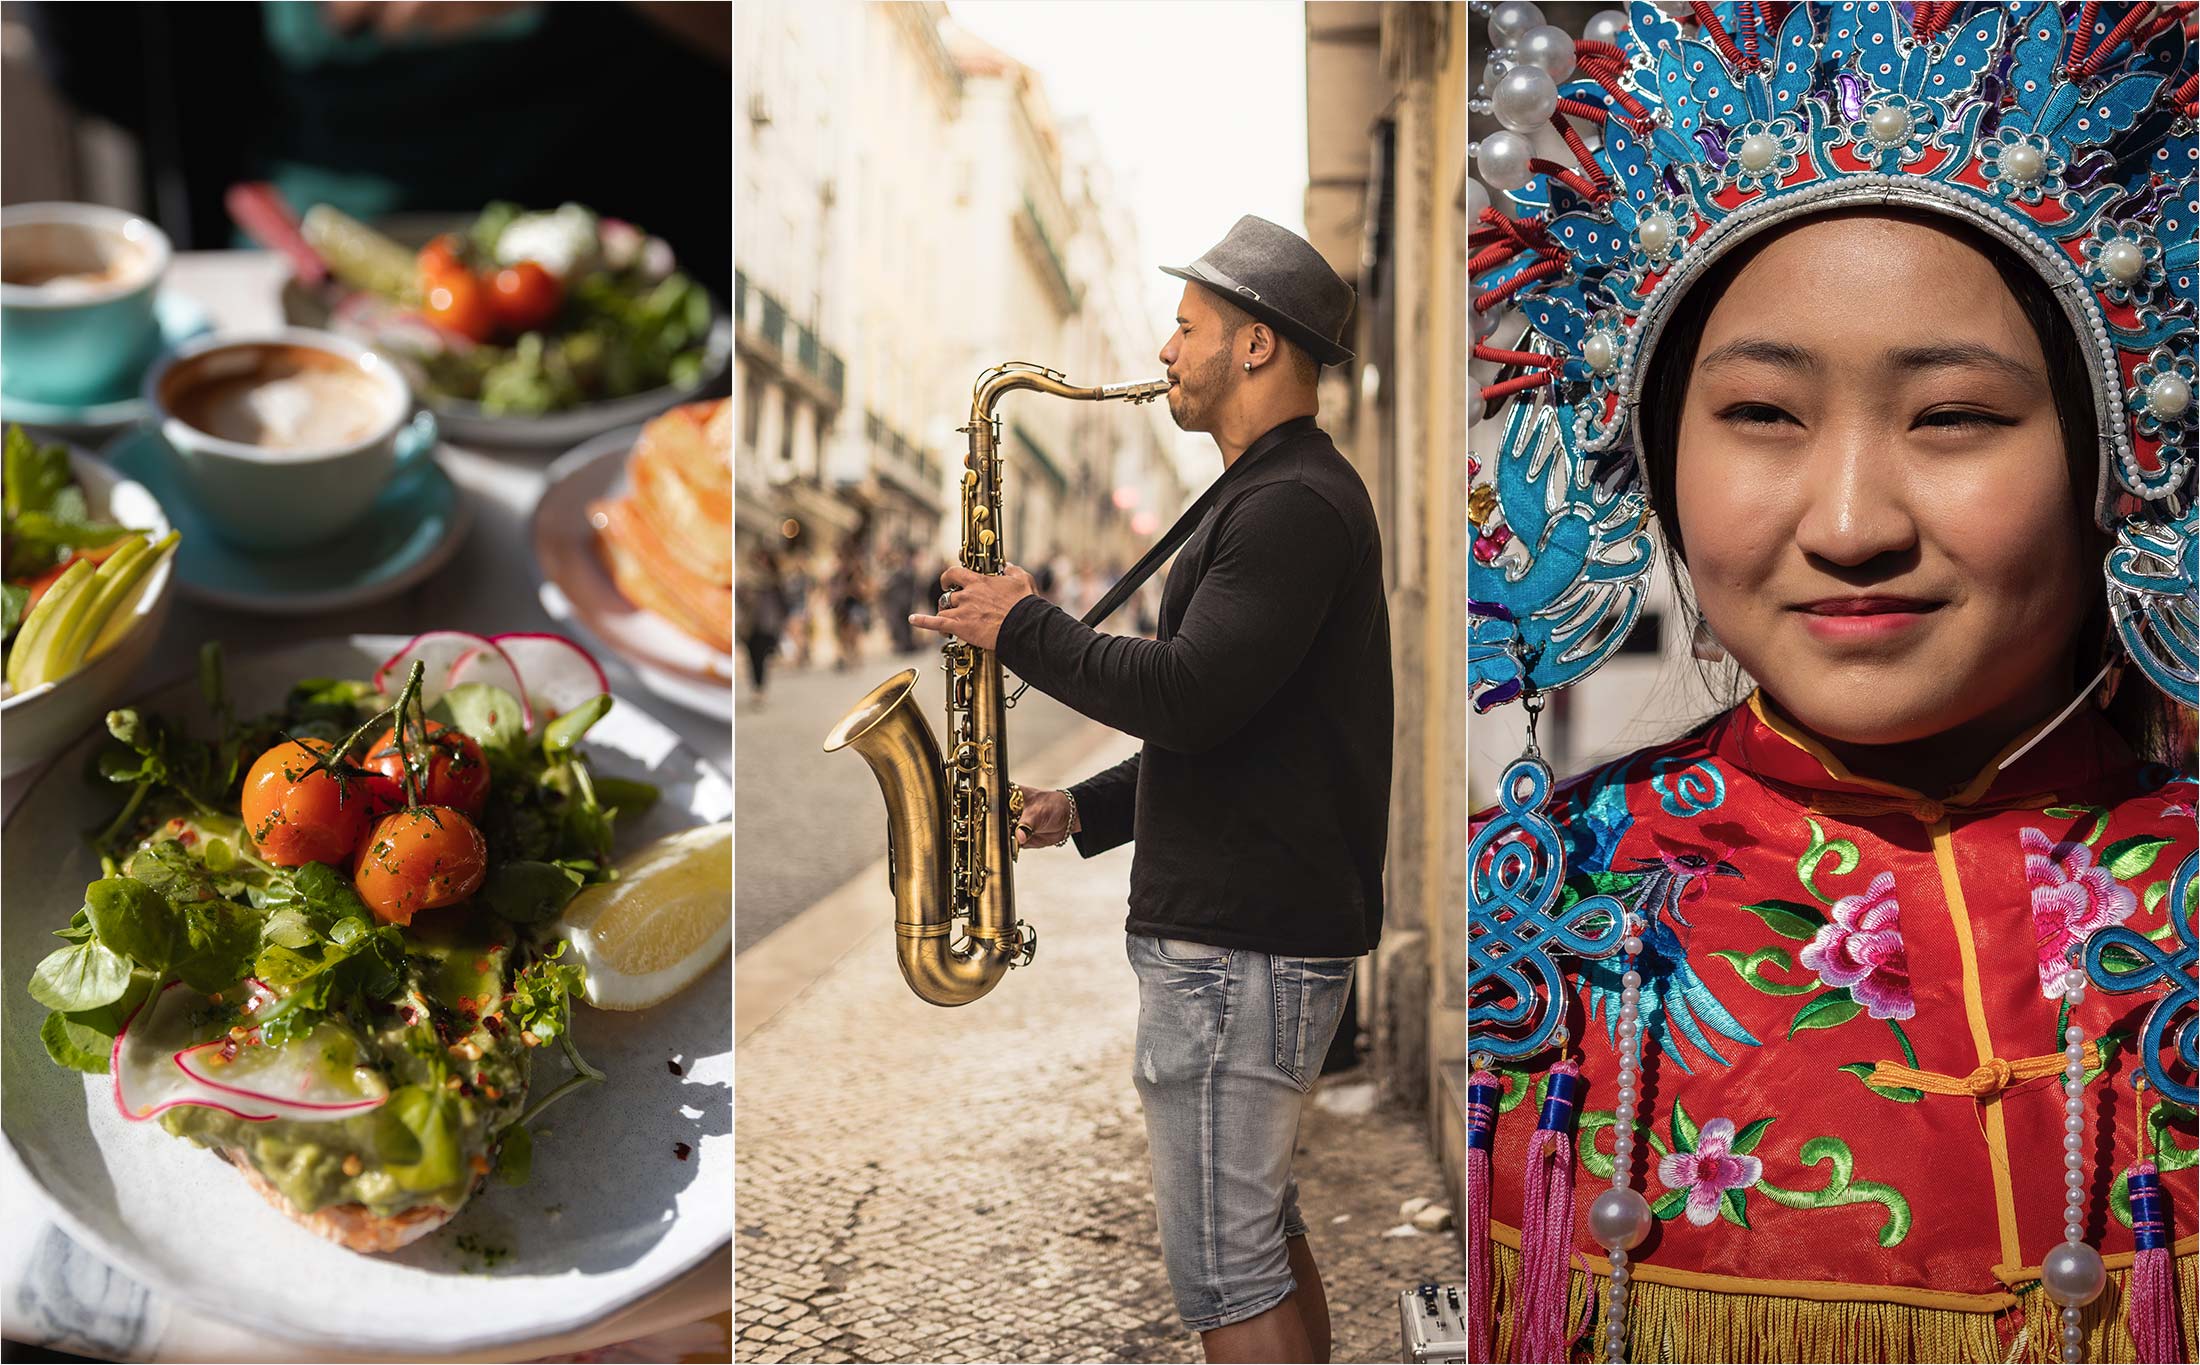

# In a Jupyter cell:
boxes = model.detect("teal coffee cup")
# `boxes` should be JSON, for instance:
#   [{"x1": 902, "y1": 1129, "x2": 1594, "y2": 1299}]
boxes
[
  {"x1": 0, "y1": 203, "x2": 171, "y2": 404},
  {"x1": 145, "y1": 329, "x2": 438, "y2": 552}
]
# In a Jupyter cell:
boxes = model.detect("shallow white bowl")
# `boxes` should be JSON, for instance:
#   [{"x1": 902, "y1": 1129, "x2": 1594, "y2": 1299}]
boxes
[
  {"x1": 0, "y1": 446, "x2": 175, "y2": 777},
  {"x1": 3, "y1": 634, "x2": 733, "y2": 1353}
]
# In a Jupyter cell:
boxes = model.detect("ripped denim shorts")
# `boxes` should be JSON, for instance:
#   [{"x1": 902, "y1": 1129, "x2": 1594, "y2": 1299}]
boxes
[{"x1": 1125, "y1": 932, "x2": 1357, "y2": 1332}]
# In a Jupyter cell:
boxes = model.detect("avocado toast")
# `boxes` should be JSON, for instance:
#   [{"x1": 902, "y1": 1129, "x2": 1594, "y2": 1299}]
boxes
[{"x1": 27, "y1": 632, "x2": 647, "y2": 1252}]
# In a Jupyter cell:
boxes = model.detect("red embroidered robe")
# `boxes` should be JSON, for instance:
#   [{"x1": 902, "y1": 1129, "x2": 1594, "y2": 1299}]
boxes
[{"x1": 1473, "y1": 695, "x2": 2197, "y2": 1360}]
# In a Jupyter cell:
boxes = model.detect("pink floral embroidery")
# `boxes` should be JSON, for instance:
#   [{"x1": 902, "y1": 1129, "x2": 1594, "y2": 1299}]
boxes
[
  {"x1": 2023, "y1": 826, "x2": 2138, "y2": 998},
  {"x1": 1797, "y1": 871, "x2": 1915, "y2": 1020},
  {"x1": 1657, "y1": 1117, "x2": 1764, "y2": 1226}
]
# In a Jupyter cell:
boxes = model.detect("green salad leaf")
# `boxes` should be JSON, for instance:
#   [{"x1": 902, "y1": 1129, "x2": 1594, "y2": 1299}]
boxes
[
  {"x1": 480, "y1": 860, "x2": 585, "y2": 923},
  {"x1": 28, "y1": 939, "x2": 132, "y2": 1012}
]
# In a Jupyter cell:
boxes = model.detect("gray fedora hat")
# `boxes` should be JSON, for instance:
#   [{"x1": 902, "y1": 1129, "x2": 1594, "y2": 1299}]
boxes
[{"x1": 1161, "y1": 215, "x2": 1355, "y2": 368}]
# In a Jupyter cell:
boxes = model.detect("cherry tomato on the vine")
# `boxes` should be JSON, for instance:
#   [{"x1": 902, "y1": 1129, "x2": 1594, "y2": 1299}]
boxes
[
  {"x1": 363, "y1": 719, "x2": 490, "y2": 820},
  {"x1": 242, "y1": 739, "x2": 376, "y2": 867},
  {"x1": 354, "y1": 806, "x2": 488, "y2": 926},
  {"x1": 489, "y1": 261, "x2": 562, "y2": 335}
]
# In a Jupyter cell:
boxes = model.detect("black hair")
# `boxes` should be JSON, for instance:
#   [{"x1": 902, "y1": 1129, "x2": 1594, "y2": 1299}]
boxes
[{"x1": 1635, "y1": 206, "x2": 2187, "y2": 770}]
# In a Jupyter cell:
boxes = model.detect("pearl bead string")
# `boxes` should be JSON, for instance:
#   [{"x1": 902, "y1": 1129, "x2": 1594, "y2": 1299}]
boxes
[
  {"x1": 2045, "y1": 964, "x2": 2108, "y2": 1362},
  {"x1": 1588, "y1": 911, "x2": 1654, "y2": 1362}
]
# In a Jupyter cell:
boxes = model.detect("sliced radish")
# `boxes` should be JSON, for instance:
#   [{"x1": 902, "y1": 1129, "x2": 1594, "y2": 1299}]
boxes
[
  {"x1": 113, "y1": 983, "x2": 281, "y2": 1123},
  {"x1": 175, "y1": 1017, "x2": 388, "y2": 1115},
  {"x1": 483, "y1": 632, "x2": 609, "y2": 718},
  {"x1": 375, "y1": 631, "x2": 534, "y2": 730}
]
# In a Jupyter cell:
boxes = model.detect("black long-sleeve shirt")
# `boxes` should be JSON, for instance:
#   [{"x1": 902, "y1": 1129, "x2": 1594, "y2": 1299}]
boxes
[{"x1": 994, "y1": 416, "x2": 1393, "y2": 957}]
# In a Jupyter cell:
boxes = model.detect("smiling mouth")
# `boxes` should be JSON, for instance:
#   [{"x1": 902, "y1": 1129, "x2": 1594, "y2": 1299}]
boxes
[
  {"x1": 1792, "y1": 597, "x2": 1943, "y2": 641},
  {"x1": 1795, "y1": 597, "x2": 1943, "y2": 616}
]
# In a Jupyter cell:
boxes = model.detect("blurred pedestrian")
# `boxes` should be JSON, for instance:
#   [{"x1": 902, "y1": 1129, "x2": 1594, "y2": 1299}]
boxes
[
  {"x1": 736, "y1": 546, "x2": 788, "y2": 707},
  {"x1": 783, "y1": 556, "x2": 814, "y2": 667},
  {"x1": 883, "y1": 546, "x2": 918, "y2": 656},
  {"x1": 829, "y1": 539, "x2": 872, "y2": 671}
]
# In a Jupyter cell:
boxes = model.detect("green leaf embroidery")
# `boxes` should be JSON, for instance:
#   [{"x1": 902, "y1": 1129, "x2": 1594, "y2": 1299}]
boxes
[
  {"x1": 1671, "y1": 1097, "x2": 1700, "y2": 1154},
  {"x1": 2100, "y1": 834, "x2": 2175, "y2": 882},
  {"x1": 1797, "y1": 817, "x2": 1860, "y2": 905},
  {"x1": 1789, "y1": 989, "x2": 1864, "y2": 1038},
  {"x1": 1719, "y1": 1186, "x2": 1751, "y2": 1229},
  {"x1": 2082, "y1": 1031, "x2": 2127, "y2": 1085},
  {"x1": 2042, "y1": 805, "x2": 2112, "y2": 847},
  {"x1": 1887, "y1": 1018, "x2": 1919, "y2": 1068},
  {"x1": 1494, "y1": 1069, "x2": 1536, "y2": 1115},
  {"x1": 1754, "y1": 1135, "x2": 1913, "y2": 1247},
  {"x1": 2112, "y1": 1101, "x2": 2198, "y2": 1227},
  {"x1": 1650, "y1": 1188, "x2": 1689, "y2": 1220},
  {"x1": 2144, "y1": 878, "x2": 2170, "y2": 914},
  {"x1": 1729, "y1": 1116, "x2": 1776, "y2": 1155},
  {"x1": 1837, "y1": 1061, "x2": 1925, "y2": 1103},
  {"x1": 1714, "y1": 946, "x2": 1819, "y2": 995},
  {"x1": 1737, "y1": 899, "x2": 1829, "y2": 942},
  {"x1": 1575, "y1": 1110, "x2": 1671, "y2": 1181}
]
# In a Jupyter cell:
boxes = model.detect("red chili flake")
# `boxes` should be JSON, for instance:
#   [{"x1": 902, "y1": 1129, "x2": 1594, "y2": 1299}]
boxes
[
  {"x1": 218, "y1": 1039, "x2": 239, "y2": 1062},
  {"x1": 458, "y1": 996, "x2": 477, "y2": 1014},
  {"x1": 401, "y1": 1006, "x2": 420, "y2": 1025},
  {"x1": 673, "y1": 1143, "x2": 692, "y2": 1161},
  {"x1": 473, "y1": 958, "x2": 490, "y2": 973},
  {"x1": 176, "y1": 829, "x2": 198, "y2": 847},
  {"x1": 482, "y1": 1014, "x2": 507, "y2": 1037}
]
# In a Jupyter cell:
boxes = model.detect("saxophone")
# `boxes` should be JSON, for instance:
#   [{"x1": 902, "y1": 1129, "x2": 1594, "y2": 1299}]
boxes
[{"x1": 823, "y1": 363, "x2": 1170, "y2": 1006}]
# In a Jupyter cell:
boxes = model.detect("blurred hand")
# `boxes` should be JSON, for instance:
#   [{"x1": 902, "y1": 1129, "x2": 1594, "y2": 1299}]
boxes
[
  {"x1": 1014, "y1": 786, "x2": 1077, "y2": 850},
  {"x1": 908, "y1": 563, "x2": 1036, "y2": 653},
  {"x1": 323, "y1": 1, "x2": 531, "y2": 40}
]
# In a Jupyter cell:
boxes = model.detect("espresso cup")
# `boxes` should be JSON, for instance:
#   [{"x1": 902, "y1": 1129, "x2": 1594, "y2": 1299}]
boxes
[
  {"x1": 144, "y1": 329, "x2": 437, "y2": 552},
  {"x1": 0, "y1": 203, "x2": 172, "y2": 404}
]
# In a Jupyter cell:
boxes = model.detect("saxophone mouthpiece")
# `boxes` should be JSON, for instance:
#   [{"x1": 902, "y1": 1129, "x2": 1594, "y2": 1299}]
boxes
[{"x1": 1106, "y1": 378, "x2": 1173, "y2": 404}]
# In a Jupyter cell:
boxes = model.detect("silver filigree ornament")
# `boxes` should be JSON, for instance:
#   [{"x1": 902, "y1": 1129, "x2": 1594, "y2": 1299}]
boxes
[
  {"x1": 1715, "y1": 114, "x2": 1807, "y2": 197},
  {"x1": 2083, "y1": 222, "x2": 2167, "y2": 308}
]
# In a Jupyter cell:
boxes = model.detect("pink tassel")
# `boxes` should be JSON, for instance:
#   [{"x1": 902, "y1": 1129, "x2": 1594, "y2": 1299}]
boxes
[
  {"x1": 2127, "y1": 1163, "x2": 2180, "y2": 1363},
  {"x1": 1513, "y1": 1059, "x2": 1587, "y2": 1363},
  {"x1": 1466, "y1": 1068, "x2": 1501, "y2": 1362}
]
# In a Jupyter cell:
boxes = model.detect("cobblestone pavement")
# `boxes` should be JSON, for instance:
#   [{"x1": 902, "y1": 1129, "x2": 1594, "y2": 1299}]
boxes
[
  {"x1": 734, "y1": 649, "x2": 1112, "y2": 953},
  {"x1": 734, "y1": 771, "x2": 1461, "y2": 1364}
]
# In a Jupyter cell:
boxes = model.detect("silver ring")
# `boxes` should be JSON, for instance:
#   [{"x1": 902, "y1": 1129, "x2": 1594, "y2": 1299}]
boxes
[{"x1": 939, "y1": 591, "x2": 955, "y2": 610}]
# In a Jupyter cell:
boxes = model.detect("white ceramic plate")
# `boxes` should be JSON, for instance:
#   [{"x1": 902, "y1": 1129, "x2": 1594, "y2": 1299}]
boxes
[
  {"x1": 1, "y1": 635, "x2": 732, "y2": 1355},
  {"x1": 533, "y1": 425, "x2": 734, "y2": 722}
]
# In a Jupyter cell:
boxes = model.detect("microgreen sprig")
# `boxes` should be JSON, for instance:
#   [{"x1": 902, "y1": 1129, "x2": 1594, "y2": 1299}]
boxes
[{"x1": 290, "y1": 660, "x2": 434, "y2": 812}]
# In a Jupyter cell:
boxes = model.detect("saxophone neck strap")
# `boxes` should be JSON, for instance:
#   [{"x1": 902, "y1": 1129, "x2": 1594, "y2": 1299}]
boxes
[{"x1": 1076, "y1": 415, "x2": 1313, "y2": 630}]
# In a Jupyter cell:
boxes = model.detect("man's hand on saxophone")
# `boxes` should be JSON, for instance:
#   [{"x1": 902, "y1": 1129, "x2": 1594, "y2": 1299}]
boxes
[
  {"x1": 907, "y1": 561, "x2": 1037, "y2": 652},
  {"x1": 1011, "y1": 785, "x2": 1080, "y2": 850}
]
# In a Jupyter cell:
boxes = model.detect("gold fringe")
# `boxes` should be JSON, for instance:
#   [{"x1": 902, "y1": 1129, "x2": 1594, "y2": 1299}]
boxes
[{"x1": 1486, "y1": 1240, "x2": 2199, "y2": 1363}]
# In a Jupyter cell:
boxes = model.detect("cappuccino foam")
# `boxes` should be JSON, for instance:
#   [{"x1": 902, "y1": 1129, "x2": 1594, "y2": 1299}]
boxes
[{"x1": 163, "y1": 346, "x2": 392, "y2": 451}]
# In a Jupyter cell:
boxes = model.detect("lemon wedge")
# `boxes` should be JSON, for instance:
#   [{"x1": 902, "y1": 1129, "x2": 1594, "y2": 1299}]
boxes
[{"x1": 557, "y1": 822, "x2": 731, "y2": 1010}]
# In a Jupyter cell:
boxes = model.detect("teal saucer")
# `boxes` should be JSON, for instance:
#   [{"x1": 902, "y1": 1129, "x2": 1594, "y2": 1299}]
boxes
[
  {"x1": 0, "y1": 293, "x2": 213, "y2": 434},
  {"x1": 104, "y1": 426, "x2": 471, "y2": 616}
]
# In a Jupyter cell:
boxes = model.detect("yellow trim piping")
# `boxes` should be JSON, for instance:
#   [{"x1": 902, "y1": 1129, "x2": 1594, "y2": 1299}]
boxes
[
  {"x1": 1927, "y1": 815, "x2": 2027, "y2": 1280},
  {"x1": 1746, "y1": 688, "x2": 2063, "y2": 806}
]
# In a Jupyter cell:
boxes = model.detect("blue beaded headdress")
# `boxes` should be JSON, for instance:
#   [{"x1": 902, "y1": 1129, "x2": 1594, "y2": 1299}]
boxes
[{"x1": 1469, "y1": 0, "x2": 2196, "y2": 1061}]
